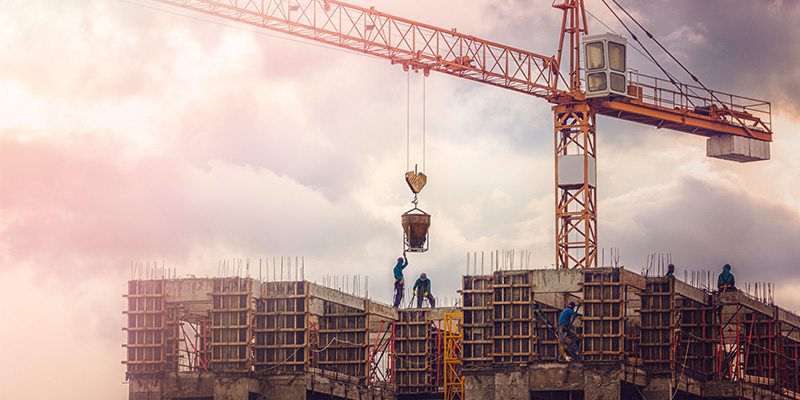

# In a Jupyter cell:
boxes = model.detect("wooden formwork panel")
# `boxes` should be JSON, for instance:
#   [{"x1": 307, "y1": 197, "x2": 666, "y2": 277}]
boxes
[
  {"x1": 164, "y1": 303, "x2": 181, "y2": 371},
  {"x1": 317, "y1": 301, "x2": 368, "y2": 380},
  {"x1": 639, "y1": 278, "x2": 674, "y2": 371},
  {"x1": 533, "y1": 303, "x2": 561, "y2": 362},
  {"x1": 461, "y1": 275, "x2": 493, "y2": 367},
  {"x1": 676, "y1": 295, "x2": 716, "y2": 380},
  {"x1": 743, "y1": 310, "x2": 781, "y2": 387},
  {"x1": 492, "y1": 271, "x2": 534, "y2": 364},
  {"x1": 254, "y1": 281, "x2": 308, "y2": 373},
  {"x1": 395, "y1": 310, "x2": 437, "y2": 393},
  {"x1": 209, "y1": 277, "x2": 252, "y2": 371},
  {"x1": 782, "y1": 337, "x2": 800, "y2": 393},
  {"x1": 124, "y1": 280, "x2": 166, "y2": 374},
  {"x1": 582, "y1": 268, "x2": 624, "y2": 362}
]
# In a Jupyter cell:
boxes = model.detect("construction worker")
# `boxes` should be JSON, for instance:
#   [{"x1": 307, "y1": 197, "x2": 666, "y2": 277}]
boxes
[
  {"x1": 666, "y1": 264, "x2": 675, "y2": 278},
  {"x1": 392, "y1": 253, "x2": 408, "y2": 307},
  {"x1": 717, "y1": 263, "x2": 736, "y2": 292},
  {"x1": 558, "y1": 301, "x2": 581, "y2": 361},
  {"x1": 413, "y1": 273, "x2": 436, "y2": 308}
]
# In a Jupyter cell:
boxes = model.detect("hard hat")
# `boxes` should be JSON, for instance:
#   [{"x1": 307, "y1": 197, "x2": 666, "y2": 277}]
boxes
[{"x1": 568, "y1": 301, "x2": 576, "y2": 308}]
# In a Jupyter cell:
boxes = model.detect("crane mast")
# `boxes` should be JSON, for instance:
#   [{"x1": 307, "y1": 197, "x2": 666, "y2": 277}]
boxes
[{"x1": 154, "y1": 0, "x2": 774, "y2": 268}]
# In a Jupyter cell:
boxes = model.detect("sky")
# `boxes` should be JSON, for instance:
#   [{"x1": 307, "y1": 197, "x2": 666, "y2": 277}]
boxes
[{"x1": 0, "y1": 0, "x2": 798, "y2": 398}]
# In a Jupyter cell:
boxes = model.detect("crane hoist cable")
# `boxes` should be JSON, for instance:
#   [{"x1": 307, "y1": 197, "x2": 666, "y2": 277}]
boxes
[
  {"x1": 603, "y1": 0, "x2": 755, "y2": 134},
  {"x1": 405, "y1": 72, "x2": 427, "y2": 174},
  {"x1": 585, "y1": 8, "x2": 683, "y2": 86},
  {"x1": 401, "y1": 71, "x2": 430, "y2": 253},
  {"x1": 599, "y1": 0, "x2": 687, "y2": 98}
]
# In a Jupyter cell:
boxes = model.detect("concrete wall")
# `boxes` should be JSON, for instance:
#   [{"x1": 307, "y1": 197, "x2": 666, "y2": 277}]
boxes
[{"x1": 464, "y1": 373, "x2": 495, "y2": 400}]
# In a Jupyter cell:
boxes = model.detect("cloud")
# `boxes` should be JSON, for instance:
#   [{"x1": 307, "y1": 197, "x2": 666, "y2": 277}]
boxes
[
  {"x1": 602, "y1": 0, "x2": 800, "y2": 114},
  {"x1": 1, "y1": 1, "x2": 799, "y2": 399},
  {"x1": 603, "y1": 173, "x2": 800, "y2": 282}
]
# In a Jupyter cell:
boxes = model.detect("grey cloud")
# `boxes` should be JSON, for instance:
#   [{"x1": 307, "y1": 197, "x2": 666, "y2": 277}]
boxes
[
  {"x1": 603, "y1": 175, "x2": 800, "y2": 283},
  {"x1": 608, "y1": 1, "x2": 800, "y2": 114}
]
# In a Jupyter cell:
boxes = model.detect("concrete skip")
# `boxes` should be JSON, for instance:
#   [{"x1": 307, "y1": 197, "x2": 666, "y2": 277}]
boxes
[{"x1": 707, "y1": 134, "x2": 770, "y2": 162}]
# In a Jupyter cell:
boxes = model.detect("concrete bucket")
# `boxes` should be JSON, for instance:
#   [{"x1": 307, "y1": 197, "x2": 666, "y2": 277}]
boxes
[{"x1": 401, "y1": 209, "x2": 430, "y2": 252}]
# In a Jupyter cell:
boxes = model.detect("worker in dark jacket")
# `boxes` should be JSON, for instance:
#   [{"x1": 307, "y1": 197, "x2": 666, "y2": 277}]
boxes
[
  {"x1": 558, "y1": 301, "x2": 581, "y2": 360},
  {"x1": 666, "y1": 264, "x2": 675, "y2": 278},
  {"x1": 413, "y1": 273, "x2": 436, "y2": 308},
  {"x1": 392, "y1": 253, "x2": 408, "y2": 307},
  {"x1": 717, "y1": 264, "x2": 736, "y2": 292}
]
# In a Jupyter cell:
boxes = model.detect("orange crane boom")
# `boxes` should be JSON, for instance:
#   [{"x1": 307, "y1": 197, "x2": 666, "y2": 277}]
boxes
[{"x1": 153, "y1": 0, "x2": 774, "y2": 268}]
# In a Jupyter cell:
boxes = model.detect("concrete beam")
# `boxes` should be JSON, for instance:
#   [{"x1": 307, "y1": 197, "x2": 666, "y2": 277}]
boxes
[
  {"x1": 402, "y1": 307, "x2": 461, "y2": 321},
  {"x1": 674, "y1": 279, "x2": 709, "y2": 304},
  {"x1": 719, "y1": 290, "x2": 774, "y2": 316},
  {"x1": 620, "y1": 268, "x2": 646, "y2": 290},
  {"x1": 164, "y1": 279, "x2": 214, "y2": 303},
  {"x1": 365, "y1": 301, "x2": 398, "y2": 321},
  {"x1": 307, "y1": 282, "x2": 366, "y2": 311},
  {"x1": 530, "y1": 269, "x2": 583, "y2": 293}
]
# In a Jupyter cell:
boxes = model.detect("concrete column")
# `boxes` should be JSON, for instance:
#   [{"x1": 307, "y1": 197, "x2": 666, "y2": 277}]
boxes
[
  {"x1": 642, "y1": 377, "x2": 671, "y2": 399},
  {"x1": 263, "y1": 376, "x2": 307, "y2": 400},
  {"x1": 465, "y1": 373, "x2": 495, "y2": 400},
  {"x1": 583, "y1": 367, "x2": 620, "y2": 400},
  {"x1": 214, "y1": 378, "x2": 260, "y2": 400},
  {"x1": 129, "y1": 379, "x2": 163, "y2": 400},
  {"x1": 495, "y1": 369, "x2": 529, "y2": 400}
]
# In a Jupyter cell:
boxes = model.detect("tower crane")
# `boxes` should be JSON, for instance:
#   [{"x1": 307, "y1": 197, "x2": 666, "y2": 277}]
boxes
[{"x1": 152, "y1": 0, "x2": 774, "y2": 269}]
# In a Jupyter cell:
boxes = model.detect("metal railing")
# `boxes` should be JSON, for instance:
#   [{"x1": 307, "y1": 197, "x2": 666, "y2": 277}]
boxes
[{"x1": 626, "y1": 70, "x2": 772, "y2": 132}]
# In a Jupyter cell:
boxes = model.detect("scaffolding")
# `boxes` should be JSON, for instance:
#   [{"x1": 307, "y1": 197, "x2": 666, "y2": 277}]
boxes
[{"x1": 444, "y1": 312, "x2": 465, "y2": 400}]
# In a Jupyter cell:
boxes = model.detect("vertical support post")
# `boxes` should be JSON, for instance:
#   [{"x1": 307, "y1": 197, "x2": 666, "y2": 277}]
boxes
[
  {"x1": 554, "y1": 102, "x2": 597, "y2": 269},
  {"x1": 444, "y1": 312, "x2": 464, "y2": 400}
]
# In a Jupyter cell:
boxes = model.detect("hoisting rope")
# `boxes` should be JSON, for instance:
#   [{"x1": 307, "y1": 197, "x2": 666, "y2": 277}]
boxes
[
  {"x1": 599, "y1": 0, "x2": 686, "y2": 98},
  {"x1": 403, "y1": 71, "x2": 429, "y2": 207},
  {"x1": 406, "y1": 71, "x2": 411, "y2": 172},
  {"x1": 422, "y1": 74, "x2": 426, "y2": 173},
  {"x1": 601, "y1": 0, "x2": 756, "y2": 135}
]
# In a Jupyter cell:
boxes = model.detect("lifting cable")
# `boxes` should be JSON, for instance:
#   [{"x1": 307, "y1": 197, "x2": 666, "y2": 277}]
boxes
[
  {"x1": 406, "y1": 71, "x2": 411, "y2": 172},
  {"x1": 405, "y1": 71, "x2": 427, "y2": 174},
  {"x1": 610, "y1": 0, "x2": 707, "y2": 91},
  {"x1": 585, "y1": 8, "x2": 682, "y2": 86},
  {"x1": 422, "y1": 74, "x2": 426, "y2": 173},
  {"x1": 599, "y1": 0, "x2": 686, "y2": 98},
  {"x1": 605, "y1": 0, "x2": 755, "y2": 133}
]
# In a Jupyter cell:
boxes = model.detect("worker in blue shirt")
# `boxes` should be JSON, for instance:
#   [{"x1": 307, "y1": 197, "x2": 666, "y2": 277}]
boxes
[
  {"x1": 413, "y1": 273, "x2": 436, "y2": 308},
  {"x1": 717, "y1": 264, "x2": 736, "y2": 292},
  {"x1": 392, "y1": 253, "x2": 408, "y2": 307},
  {"x1": 558, "y1": 301, "x2": 581, "y2": 359}
]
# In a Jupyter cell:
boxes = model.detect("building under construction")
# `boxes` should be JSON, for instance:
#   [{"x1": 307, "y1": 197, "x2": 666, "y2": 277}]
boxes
[{"x1": 124, "y1": 266, "x2": 800, "y2": 400}]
